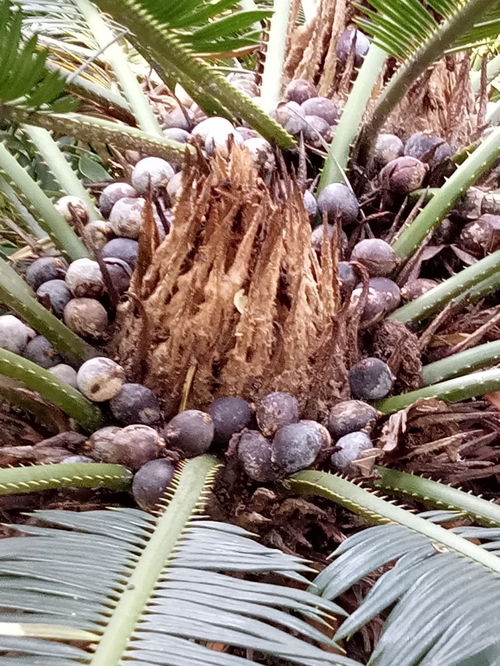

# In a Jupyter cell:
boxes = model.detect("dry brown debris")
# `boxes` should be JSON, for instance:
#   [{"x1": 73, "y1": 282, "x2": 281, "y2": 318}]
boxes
[{"x1": 115, "y1": 146, "x2": 358, "y2": 418}]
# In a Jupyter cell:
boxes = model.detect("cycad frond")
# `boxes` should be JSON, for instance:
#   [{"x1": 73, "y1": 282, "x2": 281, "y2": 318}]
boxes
[
  {"x1": 0, "y1": 0, "x2": 72, "y2": 111},
  {"x1": 358, "y1": 0, "x2": 500, "y2": 60},
  {"x1": 314, "y1": 513, "x2": 500, "y2": 665},
  {"x1": 0, "y1": 456, "x2": 359, "y2": 666}
]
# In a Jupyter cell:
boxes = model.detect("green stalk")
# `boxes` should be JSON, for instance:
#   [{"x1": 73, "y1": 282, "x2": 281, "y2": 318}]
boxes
[
  {"x1": 23, "y1": 126, "x2": 102, "y2": 219},
  {"x1": 0, "y1": 256, "x2": 96, "y2": 364},
  {"x1": 0, "y1": 175, "x2": 46, "y2": 239},
  {"x1": 0, "y1": 462, "x2": 132, "y2": 496},
  {"x1": 461, "y1": 272, "x2": 500, "y2": 302},
  {"x1": 318, "y1": 44, "x2": 387, "y2": 189},
  {"x1": 0, "y1": 348, "x2": 104, "y2": 432},
  {"x1": 1, "y1": 106, "x2": 190, "y2": 164},
  {"x1": 259, "y1": 0, "x2": 292, "y2": 112},
  {"x1": 372, "y1": 466, "x2": 500, "y2": 527},
  {"x1": 356, "y1": 0, "x2": 498, "y2": 164},
  {"x1": 374, "y1": 367, "x2": 500, "y2": 414},
  {"x1": 289, "y1": 470, "x2": 500, "y2": 575},
  {"x1": 89, "y1": 455, "x2": 220, "y2": 665},
  {"x1": 75, "y1": 0, "x2": 163, "y2": 136},
  {"x1": 0, "y1": 143, "x2": 88, "y2": 261},
  {"x1": 92, "y1": 0, "x2": 295, "y2": 148},
  {"x1": 391, "y1": 126, "x2": 500, "y2": 259},
  {"x1": 421, "y1": 340, "x2": 500, "y2": 384},
  {"x1": 389, "y1": 247, "x2": 500, "y2": 324}
]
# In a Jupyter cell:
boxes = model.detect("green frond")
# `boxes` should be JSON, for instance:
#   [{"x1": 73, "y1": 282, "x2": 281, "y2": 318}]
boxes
[
  {"x1": 91, "y1": 0, "x2": 295, "y2": 147},
  {"x1": 355, "y1": 0, "x2": 497, "y2": 163},
  {"x1": 358, "y1": 0, "x2": 500, "y2": 61},
  {"x1": 0, "y1": 456, "x2": 360, "y2": 666},
  {"x1": 0, "y1": 0, "x2": 73, "y2": 111},
  {"x1": 313, "y1": 512, "x2": 500, "y2": 664}
]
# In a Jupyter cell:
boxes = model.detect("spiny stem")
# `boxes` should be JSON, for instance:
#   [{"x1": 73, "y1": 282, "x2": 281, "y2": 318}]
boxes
[
  {"x1": 1, "y1": 106, "x2": 190, "y2": 164},
  {"x1": 319, "y1": 44, "x2": 387, "y2": 189},
  {"x1": 0, "y1": 462, "x2": 132, "y2": 496},
  {"x1": 372, "y1": 466, "x2": 500, "y2": 527},
  {"x1": 421, "y1": 340, "x2": 500, "y2": 385},
  {"x1": 390, "y1": 248, "x2": 500, "y2": 324},
  {"x1": 23, "y1": 125, "x2": 102, "y2": 219},
  {"x1": 375, "y1": 367, "x2": 500, "y2": 414}
]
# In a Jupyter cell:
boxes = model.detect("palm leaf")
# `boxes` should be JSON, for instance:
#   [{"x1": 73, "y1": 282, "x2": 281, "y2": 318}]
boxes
[
  {"x1": 0, "y1": 0, "x2": 72, "y2": 111},
  {"x1": 314, "y1": 513, "x2": 500, "y2": 665},
  {"x1": 352, "y1": 0, "x2": 498, "y2": 163},
  {"x1": 0, "y1": 455, "x2": 360, "y2": 666}
]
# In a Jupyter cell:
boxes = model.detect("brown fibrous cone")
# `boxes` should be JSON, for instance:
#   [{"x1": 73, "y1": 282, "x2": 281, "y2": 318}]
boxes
[{"x1": 114, "y1": 145, "x2": 364, "y2": 419}]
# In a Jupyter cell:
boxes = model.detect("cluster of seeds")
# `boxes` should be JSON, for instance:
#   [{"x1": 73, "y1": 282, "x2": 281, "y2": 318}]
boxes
[{"x1": 3, "y1": 24, "x2": 498, "y2": 511}]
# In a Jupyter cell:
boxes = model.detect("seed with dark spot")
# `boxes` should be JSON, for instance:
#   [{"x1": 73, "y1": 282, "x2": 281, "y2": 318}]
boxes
[
  {"x1": 63, "y1": 298, "x2": 109, "y2": 338},
  {"x1": 349, "y1": 358, "x2": 394, "y2": 400},
  {"x1": 256, "y1": 392, "x2": 299, "y2": 437},
  {"x1": 76, "y1": 357, "x2": 125, "y2": 402}
]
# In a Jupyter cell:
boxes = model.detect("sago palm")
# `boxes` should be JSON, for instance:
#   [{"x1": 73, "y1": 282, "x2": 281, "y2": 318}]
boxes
[{"x1": 0, "y1": 0, "x2": 500, "y2": 664}]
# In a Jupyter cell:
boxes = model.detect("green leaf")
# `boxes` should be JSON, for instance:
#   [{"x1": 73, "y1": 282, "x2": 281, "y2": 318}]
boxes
[
  {"x1": 0, "y1": 456, "x2": 360, "y2": 666},
  {"x1": 77, "y1": 152, "x2": 111, "y2": 182},
  {"x1": 421, "y1": 340, "x2": 500, "y2": 384},
  {"x1": 91, "y1": 0, "x2": 295, "y2": 148}
]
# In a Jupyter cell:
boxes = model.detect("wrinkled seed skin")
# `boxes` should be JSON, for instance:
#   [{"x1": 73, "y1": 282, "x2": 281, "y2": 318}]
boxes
[
  {"x1": 112, "y1": 425, "x2": 160, "y2": 469},
  {"x1": 110, "y1": 383, "x2": 161, "y2": 426},
  {"x1": 237, "y1": 430, "x2": 276, "y2": 482},
  {"x1": 404, "y1": 132, "x2": 452, "y2": 167},
  {"x1": 256, "y1": 392, "x2": 300, "y2": 437},
  {"x1": 349, "y1": 358, "x2": 394, "y2": 400},
  {"x1": 271, "y1": 422, "x2": 324, "y2": 476},
  {"x1": 317, "y1": 183, "x2": 359, "y2": 225},
  {"x1": 401, "y1": 278, "x2": 439, "y2": 301},
  {"x1": 330, "y1": 431, "x2": 372, "y2": 470},
  {"x1": 327, "y1": 400, "x2": 378, "y2": 441},
  {"x1": 163, "y1": 409, "x2": 214, "y2": 457},
  {"x1": 26, "y1": 257, "x2": 66, "y2": 291},
  {"x1": 132, "y1": 459, "x2": 175, "y2": 510},
  {"x1": 284, "y1": 78, "x2": 317, "y2": 105},
  {"x1": 63, "y1": 298, "x2": 109, "y2": 338},
  {"x1": 208, "y1": 396, "x2": 253, "y2": 445},
  {"x1": 350, "y1": 239, "x2": 398, "y2": 277},
  {"x1": 379, "y1": 156, "x2": 428, "y2": 194}
]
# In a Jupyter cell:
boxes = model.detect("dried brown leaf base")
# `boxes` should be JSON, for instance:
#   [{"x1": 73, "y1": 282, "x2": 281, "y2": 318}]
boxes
[{"x1": 114, "y1": 146, "x2": 359, "y2": 419}]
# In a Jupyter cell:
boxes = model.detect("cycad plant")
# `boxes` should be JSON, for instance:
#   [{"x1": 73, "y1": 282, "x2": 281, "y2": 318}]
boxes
[{"x1": 1, "y1": 0, "x2": 500, "y2": 663}]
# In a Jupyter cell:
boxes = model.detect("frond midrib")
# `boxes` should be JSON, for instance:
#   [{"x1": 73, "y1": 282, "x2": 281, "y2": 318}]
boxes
[{"x1": 89, "y1": 455, "x2": 221, "y2": 665}]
